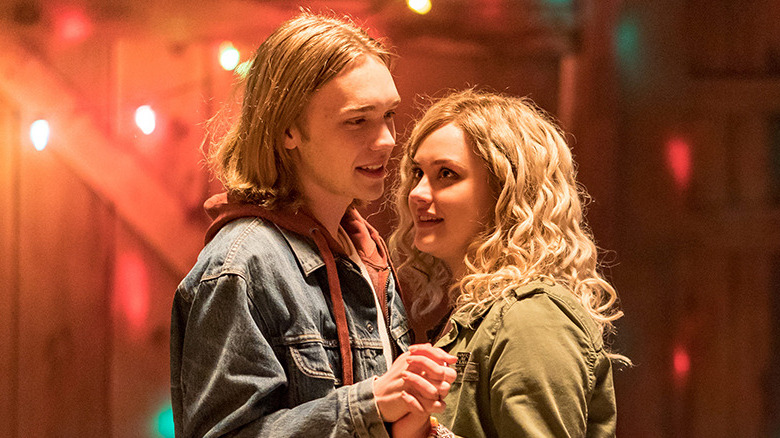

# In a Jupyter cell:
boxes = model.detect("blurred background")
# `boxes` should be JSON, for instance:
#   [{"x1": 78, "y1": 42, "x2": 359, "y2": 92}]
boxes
[{"x1": 1, "y1": 0, "x2": 779, "y2": 436}]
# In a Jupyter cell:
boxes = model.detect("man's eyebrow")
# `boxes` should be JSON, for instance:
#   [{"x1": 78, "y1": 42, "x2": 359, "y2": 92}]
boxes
[{"x1": 342, "y1": 98, "x2": 401, "y2": 114}]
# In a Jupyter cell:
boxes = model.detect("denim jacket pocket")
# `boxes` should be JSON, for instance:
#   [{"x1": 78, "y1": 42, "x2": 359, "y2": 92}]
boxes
[{"x1": 285, "y1": 341, "x2": 339, "y2": 405}]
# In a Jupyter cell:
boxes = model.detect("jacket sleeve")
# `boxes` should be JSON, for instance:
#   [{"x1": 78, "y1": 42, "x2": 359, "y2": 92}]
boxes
[
  {"x1": 170, "y1": 274, "x2": 388, "y2": 438},
  {"x1": 486, "y1": 296, "x2": 595, "y2": 438}
]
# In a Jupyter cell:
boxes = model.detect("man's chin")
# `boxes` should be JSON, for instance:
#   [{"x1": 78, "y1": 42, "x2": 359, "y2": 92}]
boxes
[{"x1": 350, "y1": 191, "x2": 385, "y2": 208}]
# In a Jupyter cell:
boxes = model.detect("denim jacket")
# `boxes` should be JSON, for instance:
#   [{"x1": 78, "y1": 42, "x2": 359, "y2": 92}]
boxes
[{"x1": 170, "y1": 213, "x2": 412, "y2": 437}]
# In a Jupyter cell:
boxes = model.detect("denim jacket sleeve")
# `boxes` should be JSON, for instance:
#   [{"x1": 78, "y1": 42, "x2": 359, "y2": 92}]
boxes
[{"x1": 170, "y1": 273, "x2": 388, "y2": 438}]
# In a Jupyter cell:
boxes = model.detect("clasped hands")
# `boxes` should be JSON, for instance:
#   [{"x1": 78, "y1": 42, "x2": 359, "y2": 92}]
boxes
[{"x1": 373, "y1": 343, "x2": 457, "y2": 437}]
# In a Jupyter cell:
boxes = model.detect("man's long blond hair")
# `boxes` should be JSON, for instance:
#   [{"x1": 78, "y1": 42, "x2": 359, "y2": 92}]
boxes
[
  {"x1": 208, "y1": 12, "x2": 393, "y2": 208},
  {"x1": 390, "y1": 89, "x2": 624, "y2": 340}
]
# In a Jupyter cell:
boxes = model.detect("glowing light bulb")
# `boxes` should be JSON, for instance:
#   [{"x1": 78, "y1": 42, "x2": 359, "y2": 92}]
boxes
[
  {"x1": 56, "y1": 8, "x2": 92, "y2": 43},
  {"x1": 407, "y1": 0, "x2": 432, "y2": 15},
  {"x1": 30, "y1": 119, "x2": 50, "y2": 151},
  {"x1": 219, "y1": 42, "x2": 240, "y2": 71},
  {"x1": 665, "y1": 137, "x2": 692, "y2": 191},
  {"x1": 154, "y1": 404, "x2": 175, "y2": 438},
  {"x1": 135, "y1": 105, "x2": 156, "y2": 135}
]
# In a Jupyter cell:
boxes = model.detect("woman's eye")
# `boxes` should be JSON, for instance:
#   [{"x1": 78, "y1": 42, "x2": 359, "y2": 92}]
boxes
[
  {"x1": 439, "y1": 168, "x2": 458, "y2": 179},
  {"x1": 410, "y1": 167, "x2": 423, "y2": 179}
]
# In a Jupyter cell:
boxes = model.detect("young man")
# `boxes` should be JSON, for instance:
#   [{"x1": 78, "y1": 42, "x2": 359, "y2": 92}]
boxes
[{"x1": 170, "y1": 12, "x2": 456, "y2": 438}]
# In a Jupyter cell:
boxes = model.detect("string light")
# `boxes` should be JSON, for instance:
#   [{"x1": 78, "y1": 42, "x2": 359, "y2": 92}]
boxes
[
  {"x1": 407, "y1": 0, "x2": 432, "y2": 15},
  {"x1": 135, "y1": 105, "x2": 156, "y2": 135},
  {"x1": 30, "y1": 119, "x2": 50, "y2": 151},
  {"x1": 154, "y1": 404, "x2": 175, "y2": 438},
  {"x1": 219, "y1": 42, "x2": 240, "y2": 71},
  {"x1": 55, "y1": 8, "x2": 92, "y2": 44},
  {"x1": 666, "y1": 136, "x2": 692, "y2": 191}
]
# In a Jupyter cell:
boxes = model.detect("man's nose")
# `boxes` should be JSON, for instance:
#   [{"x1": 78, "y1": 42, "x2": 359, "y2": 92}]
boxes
[{"x1": 371, "y1": 118, "x2": 396, "y2": 151}]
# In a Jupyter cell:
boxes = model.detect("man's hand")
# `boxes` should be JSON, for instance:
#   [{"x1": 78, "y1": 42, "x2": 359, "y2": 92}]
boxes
[{"x1": 373, "y1": 344, "x2": 457, "y2": 422}]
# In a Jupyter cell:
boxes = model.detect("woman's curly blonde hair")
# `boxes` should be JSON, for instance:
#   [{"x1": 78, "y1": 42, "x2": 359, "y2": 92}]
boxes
[{"x1": 390, "y1": 89, "x2": 624, "y2": 341}]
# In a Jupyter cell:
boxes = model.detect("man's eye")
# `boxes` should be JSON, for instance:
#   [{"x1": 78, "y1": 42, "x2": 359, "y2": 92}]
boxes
[
  {"x1": 346, "y1": 118, "x2": 366, "y2": 125},
  {"x1": 384, "y1": 110, "x2": 396, "y2": 119}
]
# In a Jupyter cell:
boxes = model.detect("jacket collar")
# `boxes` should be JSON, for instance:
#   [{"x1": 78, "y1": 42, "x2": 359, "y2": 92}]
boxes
[
  {"x1": 435, "y1": 279, "x2": 554, "y2": 349},
  {"x1": 276, "y1": 225, "x2": 324, "y2": 276}
]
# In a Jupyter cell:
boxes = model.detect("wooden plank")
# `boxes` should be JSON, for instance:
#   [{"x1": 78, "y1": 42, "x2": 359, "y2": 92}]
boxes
[
  {"x1": 731, "y1": 254, "x2": 771, "y2": 437},
  {"x1": 16, "y1": 146, "x2": 113, "y2": 437},
  {"x1": 0, "y1": 92, "x2": 20, "y2": 438},
  {"x1": 690, "y1": 78, "x2": 780, "y2": 113},
  {"x1": 689, "y1": 249, "x2": 731, "y2": 437},
  {"x1": 733, "y1": 116, "x2": 770, "y2": 206},
  {"x1": 110, "y1": 222, "x2": 180, "y2": 438}
]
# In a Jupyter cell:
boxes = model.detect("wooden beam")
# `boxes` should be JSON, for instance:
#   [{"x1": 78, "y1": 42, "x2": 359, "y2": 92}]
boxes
[{"x1": 0, "y1": 34, "x2": 204, "y2": 277}]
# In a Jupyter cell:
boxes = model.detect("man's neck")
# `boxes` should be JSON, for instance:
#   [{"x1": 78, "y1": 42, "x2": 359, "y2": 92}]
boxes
[{"x1": 302, "y1": 193, "x2": 351, "y2": 240}]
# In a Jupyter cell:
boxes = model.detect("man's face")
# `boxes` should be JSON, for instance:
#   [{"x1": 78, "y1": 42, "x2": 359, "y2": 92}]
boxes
[{"x1": 286, "y1": 55, "x2": 400, "y2": 210}]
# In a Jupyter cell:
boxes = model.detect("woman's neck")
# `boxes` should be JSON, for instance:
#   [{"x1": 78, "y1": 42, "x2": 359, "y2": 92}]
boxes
[{"x1": 444, "y1": 258, "x2": 467, "y2": 283}]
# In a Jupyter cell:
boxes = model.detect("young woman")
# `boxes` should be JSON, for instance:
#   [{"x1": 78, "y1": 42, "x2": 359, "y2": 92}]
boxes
[{"x1": 390, "y1": 89, "x2": 627, "y2": 438}]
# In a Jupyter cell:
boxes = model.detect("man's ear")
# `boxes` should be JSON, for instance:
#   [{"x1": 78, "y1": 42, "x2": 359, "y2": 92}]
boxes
[{"x1": 283, "y1": 127, "x2": 299, "y2": 150}]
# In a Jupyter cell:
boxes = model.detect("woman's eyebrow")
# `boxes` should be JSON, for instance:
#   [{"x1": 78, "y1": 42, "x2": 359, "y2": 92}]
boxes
[{"x1": 410, "y1": 157, "x2": 466, "y2": 167}]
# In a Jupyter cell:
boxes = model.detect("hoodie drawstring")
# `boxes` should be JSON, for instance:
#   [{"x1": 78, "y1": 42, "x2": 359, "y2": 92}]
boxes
[{"x1": 310, "y1": 228, "x2": 354, "y2": 386}]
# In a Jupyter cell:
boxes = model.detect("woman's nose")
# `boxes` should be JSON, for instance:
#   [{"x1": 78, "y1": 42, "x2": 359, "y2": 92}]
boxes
[{"x1": 408, "y1": 176, "x2": 432, "y2": 205}]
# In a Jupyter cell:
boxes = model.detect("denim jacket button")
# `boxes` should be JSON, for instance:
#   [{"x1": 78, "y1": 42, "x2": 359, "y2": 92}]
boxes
[{"x1": 366, "y1": 322, "x2": 374, "y2": 333}]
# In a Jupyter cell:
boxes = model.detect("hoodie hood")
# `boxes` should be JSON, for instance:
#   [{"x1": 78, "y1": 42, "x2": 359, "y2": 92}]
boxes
[{"x1": 204, "y1": 192, "x2": 346, "y2": 255}]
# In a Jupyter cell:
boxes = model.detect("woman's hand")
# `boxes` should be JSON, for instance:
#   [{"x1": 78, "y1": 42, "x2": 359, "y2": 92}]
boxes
[
  {"x1": 373, "y1": 343, "x2": 457, "y2": 422},
  {"x1": 392, "y1": 411, "x2": 432, "y2": 438}
]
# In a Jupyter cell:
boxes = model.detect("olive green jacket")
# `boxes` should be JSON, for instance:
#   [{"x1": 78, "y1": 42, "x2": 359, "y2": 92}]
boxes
[{"x1": 433, "y1": 280, "x2": 617, "y2": 438}]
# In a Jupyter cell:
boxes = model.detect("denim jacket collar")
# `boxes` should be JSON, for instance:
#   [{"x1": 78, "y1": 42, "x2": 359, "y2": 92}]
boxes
[{"x1": 276, "y1": 224, "x2": 325, "y2": 277}]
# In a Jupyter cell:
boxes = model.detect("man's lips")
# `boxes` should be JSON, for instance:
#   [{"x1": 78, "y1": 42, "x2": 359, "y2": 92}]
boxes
[{"x1": 356, "y1": 163, "x2": 385, "y2": 177}]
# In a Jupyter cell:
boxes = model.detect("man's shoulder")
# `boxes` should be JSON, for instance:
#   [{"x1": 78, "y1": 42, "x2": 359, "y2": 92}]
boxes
[
  {"x1": 207, "y1": 217, "x2": 294, "y2": 259},
  {"x1": 183, "y1": 217, "x2": 311, "y2": 285}
]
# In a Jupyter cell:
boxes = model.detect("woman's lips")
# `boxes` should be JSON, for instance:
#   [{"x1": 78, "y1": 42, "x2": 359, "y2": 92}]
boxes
[{"x1": 415, "y1": 214, "x2": 443, "y2": 228}]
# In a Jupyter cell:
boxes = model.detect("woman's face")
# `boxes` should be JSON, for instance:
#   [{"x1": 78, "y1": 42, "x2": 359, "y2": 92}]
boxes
[{"x1": 408, "y1": 123, "x2": 494, "y2": 276}]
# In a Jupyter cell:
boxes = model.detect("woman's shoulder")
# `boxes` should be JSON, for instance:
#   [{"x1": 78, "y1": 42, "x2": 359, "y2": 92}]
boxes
[{"x1": 494, "y1": 280, "x2": 604, "y2": 352}]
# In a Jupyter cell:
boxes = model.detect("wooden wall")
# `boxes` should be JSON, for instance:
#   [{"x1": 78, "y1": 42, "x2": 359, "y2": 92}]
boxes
[
  {"x1": 0, "y1": 92, "x2": 21, "y2": 437},
  {"x1": 614, "y1": 0, "x2": 780, "y2": 436},
  {"x1": 0, "y1": 89, "x2": 179, "y2": 436}
]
